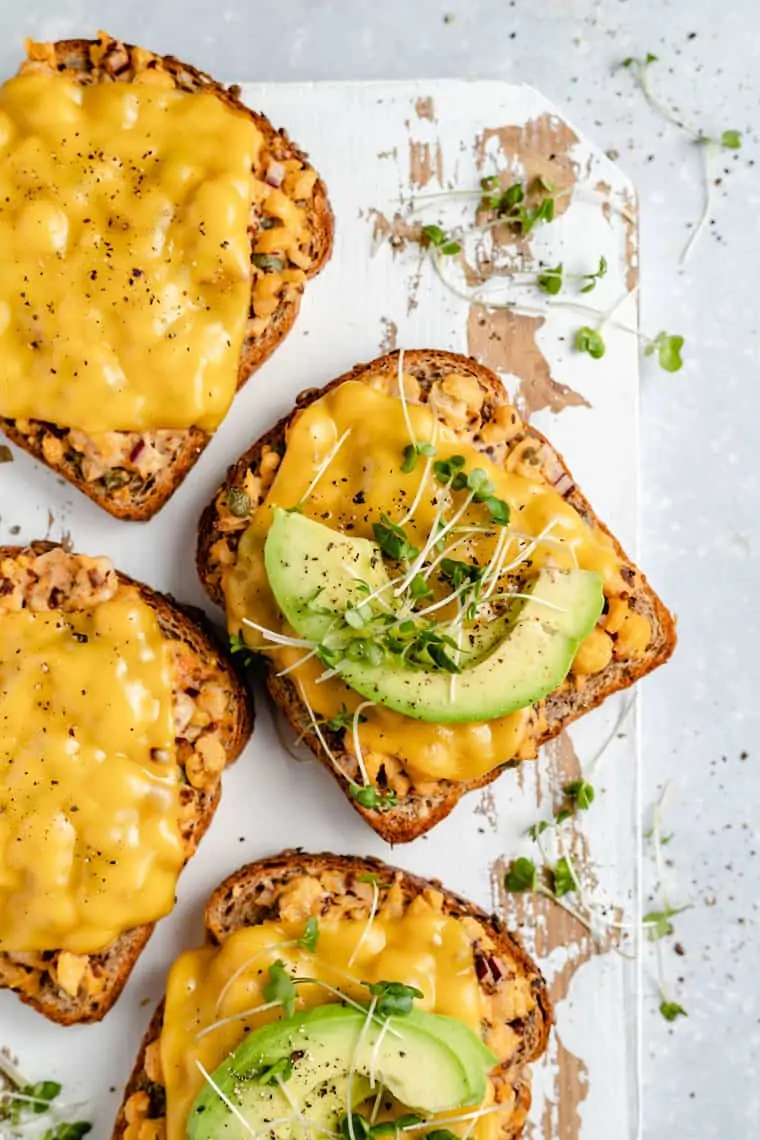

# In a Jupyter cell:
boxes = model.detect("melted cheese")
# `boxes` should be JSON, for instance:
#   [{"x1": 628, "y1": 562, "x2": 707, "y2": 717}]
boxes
[
  {"x1": 0, "y1": 587, "x2": 182, "y2": 952},
  {"x1": 224, "y1": 379, "x2": 624, "y2": 782},
  {"x1": 161, "y1": 897, "x2": 490, "y2": 1140},
  {"x1": 0, "y1": 72, "x2": 257, "y2": 432}
]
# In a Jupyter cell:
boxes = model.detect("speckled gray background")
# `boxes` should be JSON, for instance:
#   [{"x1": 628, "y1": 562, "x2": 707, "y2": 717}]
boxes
[{"x1": 4, "y1": 1, "x2": 759, "y2": 1137}]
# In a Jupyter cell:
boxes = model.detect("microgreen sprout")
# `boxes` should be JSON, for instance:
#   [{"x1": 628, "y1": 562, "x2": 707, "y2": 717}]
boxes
[
  {"x1": 229, "y1": 631, "x2": 255, "y2": 666},
  {"x1": 622, "y1": 53, "x2": 741, "y2": 261},
  {"x1": 373, "y1": 513, "x2": 419, "y2": 562},
  {"x1": 0, "y1": 1058, "x2": 92, "y2": 1138},
  {"x1": 644, "y1": 331, "x2": 684, "y2": 373},
  {"x1": 537, "y1": 256, "x2": 607, "y2": 296},
  {"x1": 263, "y1": 960, "x2": 297, "y2": 1018},
  {"x1": 479, "y1": 177, "x2": 557, "y2": 234},
  {"x1": 645, "y1": 785, "x2": 690, "y2": 1022},
  {"x1": 575, "y1": 326, "x2": 606, "y2": 360},
  {"x1": 421, "y1": 223, "x2": 461, "y2": 256},
  {"x1": 297, "y1": 916, "x2": 320, "y2": 952},
  {"x1": 350, "y1": 785, "x2": 398, "y2": 812},
  {"x1": 363, "y1": 980, "x2": 423, "y2": 1018},
  {"x1": 401, "y1": 440, "x2": 436, "y2": 474},
  {"x1": 563, "y1": 779, "x2": 595, "y2": 811}
]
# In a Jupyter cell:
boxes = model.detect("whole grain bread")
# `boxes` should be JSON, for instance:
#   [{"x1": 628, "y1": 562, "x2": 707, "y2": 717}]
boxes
[
  {"x1": 196, "y1": 349, "x2": 676, "y2": 843},
  {"x1": 0, "y1": 33, "x2": 333, "y2": 520},
  {"x1": 112, "y1": 849, "x2": 552, "y2": 1140},
  {"x1": 0, "y1": 543, "x2": 253, "y2": 1024}
]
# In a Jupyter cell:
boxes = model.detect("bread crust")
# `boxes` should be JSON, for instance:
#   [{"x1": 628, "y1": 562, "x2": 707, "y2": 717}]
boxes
[
  {"x1": 196, "y1": 349, "x2": 677, "y2": 842},
  {"x1": 112, "y1": 850, "x2": 552, "y2": 1140},
  {"x1": 0, "y1": 34, "x2": 334, "y2": 520},
  {"x1": 0, "y1": 542, "x2": 254, "y2": 1024}
]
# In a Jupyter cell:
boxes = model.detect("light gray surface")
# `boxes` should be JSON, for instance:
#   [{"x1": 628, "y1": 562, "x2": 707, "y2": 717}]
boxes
[{"x1": 4, "y1": 1, "x2": 758, "y2": 1137}]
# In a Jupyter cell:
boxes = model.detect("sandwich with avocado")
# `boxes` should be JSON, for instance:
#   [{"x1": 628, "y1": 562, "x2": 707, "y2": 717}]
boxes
[
  {"x1": 113, "y1": 850, "x2": 551, "y2": 1140},
  {"x1": 197, "y1": 349, "x2": 676, "y2": 841},
  {"x1": 0, "y1": 32, "x2": 332, "y2": 519},
  {"x1": 0, "y1": 543, "x2": 252, "y2": 1023}
]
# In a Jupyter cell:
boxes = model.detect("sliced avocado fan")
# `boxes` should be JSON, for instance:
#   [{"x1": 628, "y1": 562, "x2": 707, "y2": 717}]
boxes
[
  {"x1": 264, "y1": 508, "x2": 604, "y2": 724},
  {"x1": 187, "y1": 1004, "x2": 497, "y2": 1140}
]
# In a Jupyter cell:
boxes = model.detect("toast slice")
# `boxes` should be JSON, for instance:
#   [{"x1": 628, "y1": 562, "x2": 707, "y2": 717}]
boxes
[
  {"x1": 0, "y1": 32, "x2": 333, "y2": 520},
  {"x1": 0, "y1": 543, "x2": 253, "y2": 1024},
  {"x1": 112, "y1": 849, "x2": 552, "y2": 1140},
  {"x1": 197, "y1": 349, "x2": 676, "y2": 842}
]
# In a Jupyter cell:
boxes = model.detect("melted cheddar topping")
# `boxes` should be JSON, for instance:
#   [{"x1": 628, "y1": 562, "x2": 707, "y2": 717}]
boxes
[
  {"x1": 224, "y1": 379, "x2": 625, "y2": 783},
  {"x1": 161, "y1": 897, "x2": 492, "y2": 1140},
  {"x1": 0, "y1": 72, "x2": 257, "y2": 433},
  {"x1": 0, "y1": 587, "x2": 183, "y2": 952}
]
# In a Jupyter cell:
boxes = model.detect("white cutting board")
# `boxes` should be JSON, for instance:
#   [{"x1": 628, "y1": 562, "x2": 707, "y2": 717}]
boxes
[{"x1": 0, "y1": 80, "x2": 640, "y2": 1140}]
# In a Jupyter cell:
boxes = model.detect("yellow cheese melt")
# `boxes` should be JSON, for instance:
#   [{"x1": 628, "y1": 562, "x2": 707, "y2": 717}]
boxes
[
  {"x1": 0, "y1": 588, "x2": 183, "y2": 952},
  {"x1": 161, "y1": 898, "x2": 490, "y2": 1140},
  {"x1": 224, "y1": 379, "x2": 624, "y2": 782},
  {"x1": 0, "y1": 73, "x2": 258, "y2": 433}
]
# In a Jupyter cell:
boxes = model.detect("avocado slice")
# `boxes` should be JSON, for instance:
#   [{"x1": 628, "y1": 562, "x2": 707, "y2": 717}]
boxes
[
  {"x1": 264, "y1": 509, "x2": 604, "y2": 724},
  {"x1": 187, "y1": 1005, "x2": 492, "y2": 1139}
]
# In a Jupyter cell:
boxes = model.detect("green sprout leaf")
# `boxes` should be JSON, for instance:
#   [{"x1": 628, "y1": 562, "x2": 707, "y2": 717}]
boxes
[
  {"x1": 484, "y1": 496, "x2": 510, "y2": 525},
  {"x1": 350, "y1": 784, "x2": 398, "y2": 812},
  {"x1": 263, "y1": 960, "x2": 296, "y2": 1018},
  {"x1": 646, "y1": 331, "x2": 684, "y2": 372},
  {"x1": 575, "y1": 326, "x2": 606, "y2": 360},
  {"x1": 504, "y1": 856, "x2": 538, "y2": 893},
  {"x1": 409, "y1": 573, "x2": 434, "y2": 602},
  {"x1": 528, "y1": 820, "x2": 550, "y2": 841},
  {"x1": 339, "y1": 1114, "x2": 371, "y2": 1140},
  {"x1": 229, "y1": 631, "x2": 255, "y2": 666},
  {"x1": 553, "y1": 808, "x2": 573, "y2": 826},
  {"x1": 537, "y1": 263, "x2": 563, "y2": 295},
  {"x1": 356, "y1": 872, "x2": 382, "y2": 886},
  {"x1": 324, "y1": 704, "x2": 365, "y2": 732},
  {"x1": 720, "y1": 129, "x2": 742, "y2": 149},
  {"x1": 579, "y1": 255, "x2": 608, "y2": 293},
  {"x1": 551, "y1": 856, "x2": 577, "y2": 898},
  {"x1": 257, "y1": 1056, "x2": 294, "y2": 1085},
  {"x1": 421, "y1": 223, "x2": 447, "y2": 247},
  {"x1": 48, "y1": 1125, "x2": 93, "y2": 1140},
  {"x1": 659, "y1": 1000, "x2": 687, "y2": 1022},
  {"x1": 364, "y1": 979, "x2": 424, "y2": 1018},
  {"x1": 643, "y1": 904, "x2": 691, "y2": 942},
  {"x1": 564, "y1": 779, "x2": 595, "y2": 811},
  {"x1": 480, "y1": 174, "x2": 500, "y2": 191},
  {"x1": 297, "y1": 916, "x2": 319, "y2": 952},
  {"x1": 440, "y1": 241, "x2": 462, "y2": 256},
  {"x1": 373, "y1": 513, "x2": 420, "y2": 561}
]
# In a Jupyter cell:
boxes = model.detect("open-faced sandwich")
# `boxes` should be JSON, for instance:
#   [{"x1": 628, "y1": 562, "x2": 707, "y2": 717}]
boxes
[
  {"x1": 0, "y1": 32, "x2": 333, "y2": 519},
  {"x1": 0, "y1": 544, "x2": 252, "y2": 1022},
  {"x1": 197, "y1": 349, "x2": 676, "y2": 841},
  {"x1": 113, "y1": 850, "x2": 551, "y2": 1140}
]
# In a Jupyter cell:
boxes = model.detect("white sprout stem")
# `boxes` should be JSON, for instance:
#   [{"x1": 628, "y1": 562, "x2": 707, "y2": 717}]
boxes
[
  {"x1": 634, "y1": 63, "x2": 702, "y2": 140},
  {"x1": 483, "y1": 591, "x2": 569, "y2": 613},
  {"x1": 651, "y1": 783, "x2": 672, "y2": 911},
  {"x1": 368, "y1": 1021, "x2": 392, "y2": 1090},
  {"x1": 297, "y1": 682, "x2": 359, "y2": 784},
  {"x1": 0, "y1": 1054, "x2": 28, "y2": 1090},
  {"x1": 276, "y1": 1074, "x2": 314, "y2": 1140},
  {"x1": 350, "y1": 701, "x2": 376, "y2": 788},
  {"x1": 401, "y1": 1103, "x2": 510, "y2": 1131},
  {"x1": 369, "y1": 1085, "x2": 385, "y2": 1124},
  {"x1": 348, "y1": 879, "x2": 380, "y2": 969},
  {"x1": 431, "y1": 251, "x2": 646, "y2": 341},
  {"x1": 450, "y1": 596, "x2": 464, "y2": 702},
  {"x1": 680, "y1": 140, "x2": 714, "y2": 263},
  {"x1": 479, "y1": 529, "x2": 514, "y2": 600},
  {"x1": 297, "y1": 428, "x2": 352, "y2": 507},
  {"x1": 397, "y1": 419, "x2": 440, "y2": 528},
  {"x1": 213, "y1": 943, "x2": 297, "y2": 1016},
  {"x1": 346, "y1": 997, "x2": 378, "y2": 1140},
  {"x1": 395, "y1": 348, "x2": 416, "y2": 448},
  {"x1": 195, "y1": 999, "x2": 282, "y2": 1041},
  {"x1": 421, "y1": 534, "x2": 474, "y2": 581},
  {"x1": 585, "y1": 694, "x2": 635, "y2": 778},
  {"x1": 241, "y1": 617, "x2": 316, "y2": 650},
  {"x1": 276, "y1": 646, "x2": 321, "y2": 677},
  {"x1": 196, "y1": 1060, "x2": 259, "y2": 1138},
  {"x1": 399, "y1": 489, "x2": 477, "y2": 595}
]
